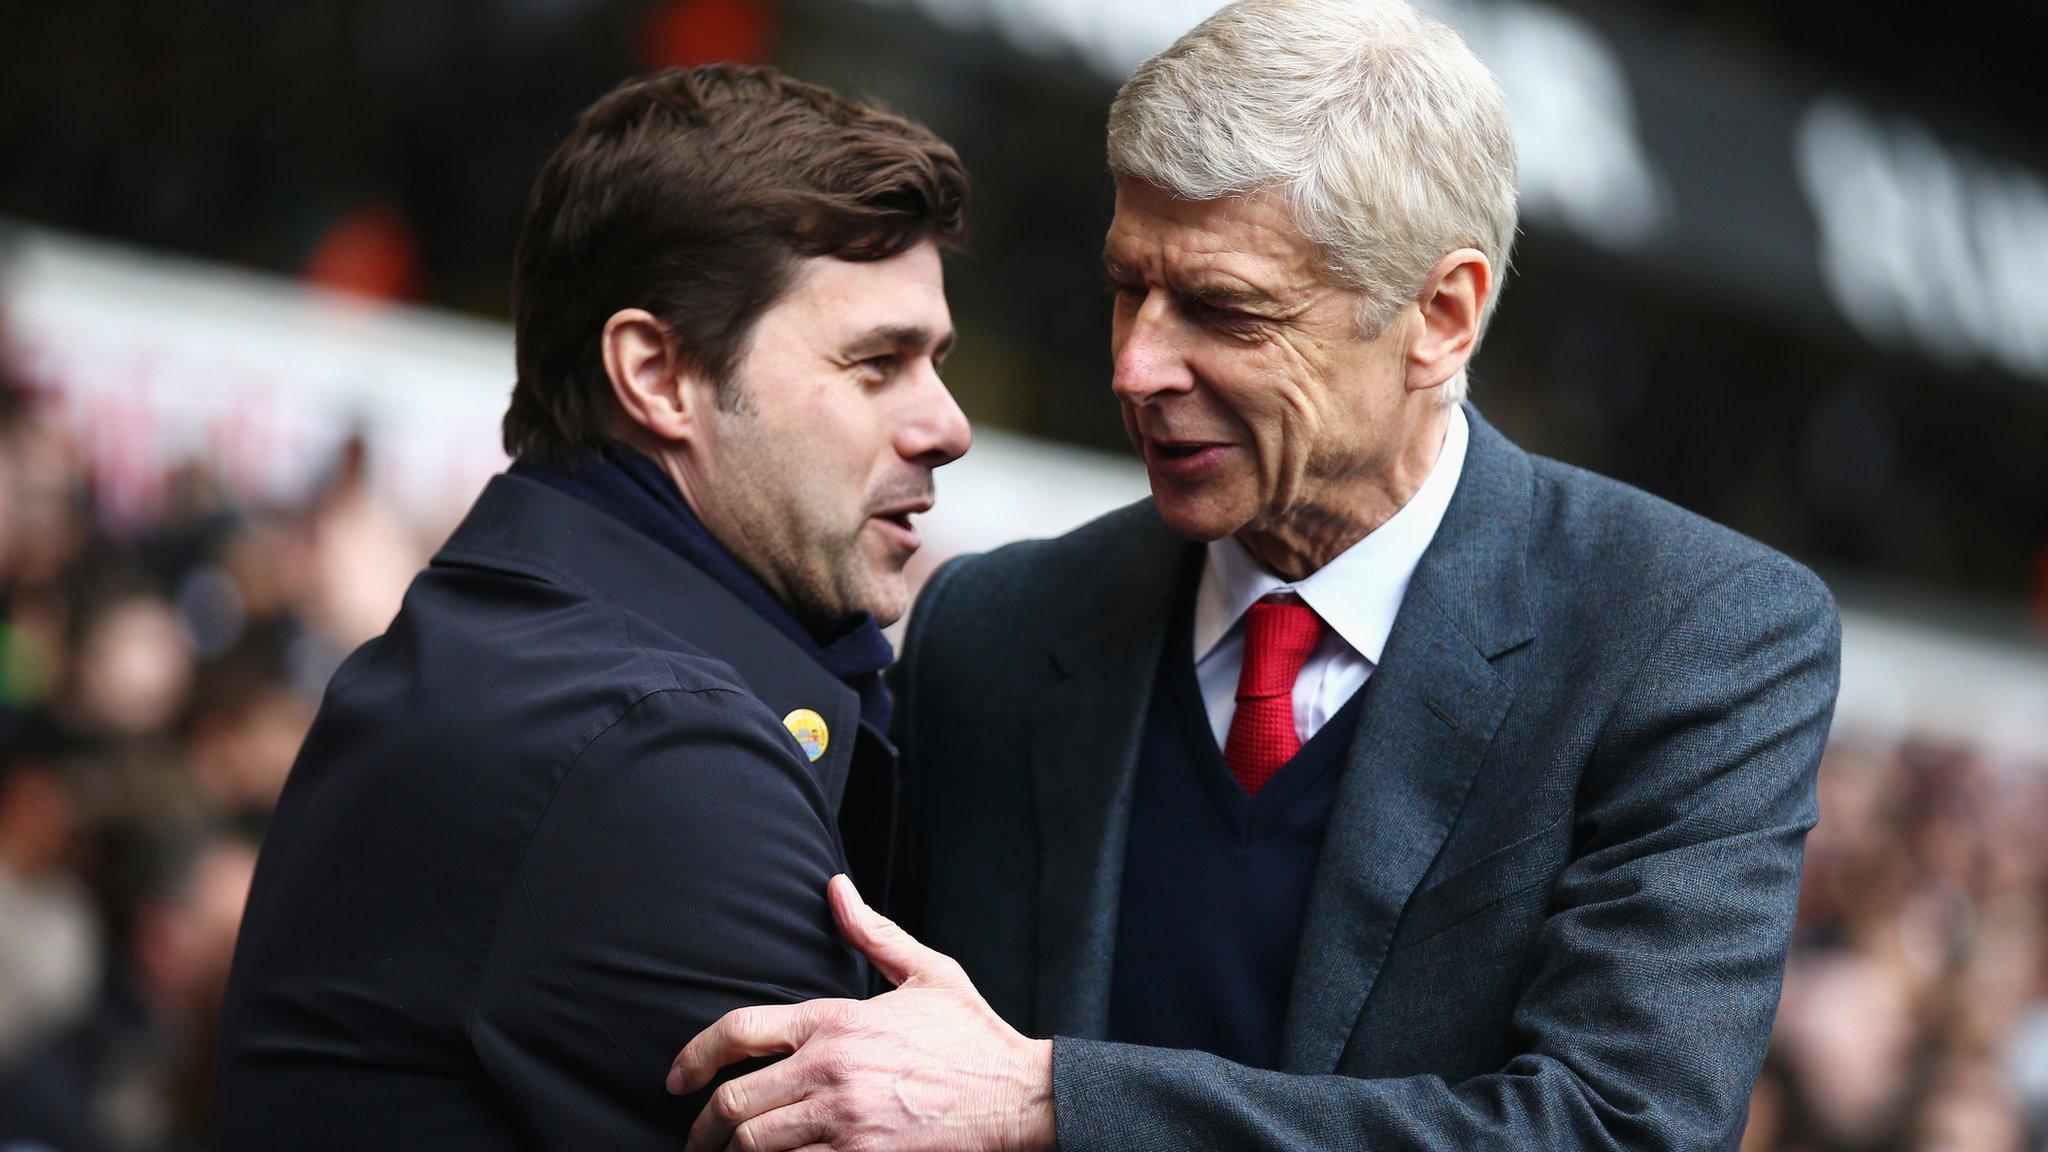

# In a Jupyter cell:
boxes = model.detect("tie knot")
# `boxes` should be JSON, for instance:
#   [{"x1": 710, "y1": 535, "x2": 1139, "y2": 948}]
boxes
[{"x1": 1238, "y1": 594, "x2": 1326, "y2": 700}]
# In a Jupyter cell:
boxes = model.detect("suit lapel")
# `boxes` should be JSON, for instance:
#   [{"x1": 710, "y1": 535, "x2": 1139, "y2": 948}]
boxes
[
  {"x1": 1279, "y1": 405, "x2": 1536, "y2": 1072},
  {"x1": 1030, "y1": 510, "x2": 1194, "y2": 1040}
]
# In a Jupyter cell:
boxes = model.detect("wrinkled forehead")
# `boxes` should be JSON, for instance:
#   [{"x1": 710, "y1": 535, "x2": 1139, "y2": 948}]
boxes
[{"x1": 1102, "y1": 180, "x2": 1323, "y2": 295}]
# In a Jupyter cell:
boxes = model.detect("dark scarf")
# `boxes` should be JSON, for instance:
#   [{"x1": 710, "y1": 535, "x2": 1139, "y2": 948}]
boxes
[{"x1": 511, "y1": 444, "x2": 894, "y2": 731}]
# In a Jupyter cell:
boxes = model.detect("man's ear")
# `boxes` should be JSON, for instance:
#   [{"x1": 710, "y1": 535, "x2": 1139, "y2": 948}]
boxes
[
  {"x1": 601, "y1": 308, "x2": 710, "y2": 446},
  {"x1": 1405, "y1": 249, "x2": 1491, "y2": 396}
]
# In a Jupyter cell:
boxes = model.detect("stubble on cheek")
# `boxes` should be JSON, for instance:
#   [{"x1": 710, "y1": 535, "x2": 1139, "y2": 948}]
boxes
[
  {"x1": 781, "y1": 495, "x2": 877, "y2": 626},
  {"x1": 704, "y1": 419, "x2": 866, "y2": 625}
]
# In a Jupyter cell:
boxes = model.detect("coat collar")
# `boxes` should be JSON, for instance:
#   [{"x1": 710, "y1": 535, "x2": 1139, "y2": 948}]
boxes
[
  {"x1": 1408, "y1": 405, "x2": 1536, "y2": 661},
  {"x1": 433, "y1": 472, "x2": 870, "y2": 809}
]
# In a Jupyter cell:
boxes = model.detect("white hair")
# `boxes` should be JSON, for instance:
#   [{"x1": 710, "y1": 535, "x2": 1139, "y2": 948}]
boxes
[{"x1": 1107, "y1": 0, "x2": 1518, "y2": 406}]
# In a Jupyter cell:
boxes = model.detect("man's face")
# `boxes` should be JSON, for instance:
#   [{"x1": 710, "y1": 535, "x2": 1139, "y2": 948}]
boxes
[
  {"x1": 689, "y1": 241, "x2": 969, "y2": 628},
  {"x1": 1103, "y1": 180, "x2": 1415, "y2": 553}
]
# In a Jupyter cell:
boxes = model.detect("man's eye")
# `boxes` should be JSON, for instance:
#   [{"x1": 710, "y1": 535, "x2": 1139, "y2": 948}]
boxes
[{"x1": 1200, "y1": 308, "x2": 1270, "y2": 342}]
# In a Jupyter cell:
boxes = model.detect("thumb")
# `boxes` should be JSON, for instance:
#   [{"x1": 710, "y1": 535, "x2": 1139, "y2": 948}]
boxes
[{"x1": 828, "y1": 874, "x2": 967, "y2": 989}]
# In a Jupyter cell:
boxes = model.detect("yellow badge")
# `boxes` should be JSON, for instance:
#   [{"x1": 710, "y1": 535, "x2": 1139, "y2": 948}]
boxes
[{"x1": 782, "y1": 708, "x2": 830, "y2": 763}]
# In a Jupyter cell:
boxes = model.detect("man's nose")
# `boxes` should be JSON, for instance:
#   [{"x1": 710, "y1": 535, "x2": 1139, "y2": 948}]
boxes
[
  {"x1": 1110, "y1": 293, "x2": 1197, "y2": 406},
  {"x1": 896, "y1": 361, "x2": 973, "y2": 468}
]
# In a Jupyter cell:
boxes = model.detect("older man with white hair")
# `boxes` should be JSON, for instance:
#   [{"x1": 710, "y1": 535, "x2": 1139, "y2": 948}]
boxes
[{"x1": 668, "y1": 1, "x2": 1840, "y2": 1149}]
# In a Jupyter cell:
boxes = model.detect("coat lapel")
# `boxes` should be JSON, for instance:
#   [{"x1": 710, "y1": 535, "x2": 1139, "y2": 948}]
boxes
[
  {"x1": 1030, "y1": 508, "x2": 1195, "y2": 1039},
  {"x1": 1279, "y1": 406, "x2": 1536, "y2": 1072}
]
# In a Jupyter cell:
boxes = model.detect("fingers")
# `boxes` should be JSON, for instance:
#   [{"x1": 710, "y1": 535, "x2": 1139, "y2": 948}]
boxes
[
  {"x1": 683, "y1": 1059, "x2": 812, "y2": 1152},
  {"x1": 730, "y1": 1101, "x2": 829, "y2": 1152},
  {"x1": 827, "y1": 873, "x2": 967, "y2": 989},
  {"x1": 702, "y1": 1097, "x2": 830, "y2": 1152},
  {"x1": 667, "y1": 1001, "x2": 835, "y2": 1097}
]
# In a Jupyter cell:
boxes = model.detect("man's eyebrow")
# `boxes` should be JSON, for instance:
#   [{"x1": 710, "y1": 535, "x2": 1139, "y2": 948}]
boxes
[
  {"x1": 1179, "y1": 282, "x2": 1272, "y2": 310},
  {"x1": 846, "y1": 324, "x2": 954, "y2": 357},
  {"x1": 1101, "y1": 255, "x2": 1275, "y2": 311}
]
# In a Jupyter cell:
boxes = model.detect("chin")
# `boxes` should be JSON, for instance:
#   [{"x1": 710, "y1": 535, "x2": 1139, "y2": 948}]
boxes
[
  {"x1": 853, "y1": 571, "x2": 911, "y2": 628},
  {"x1": 1151, "y1": 489, "x2": 1252, "y2": 544},
  {"x1": 842, "y1": 530, "x2": 917, "y2": 625},
  {"x1": 865, "y1": 594, "x2": 909, "y2": 629}
]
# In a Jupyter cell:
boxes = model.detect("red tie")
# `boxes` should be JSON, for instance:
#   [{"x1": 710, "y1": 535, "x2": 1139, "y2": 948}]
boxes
[{"x1": 1222, "y1": 594, "x2": 1328, "y2": 796}]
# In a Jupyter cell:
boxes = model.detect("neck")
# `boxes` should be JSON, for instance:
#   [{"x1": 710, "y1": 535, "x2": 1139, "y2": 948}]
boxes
[
  {"x1": 1235, "y1": 405, "x2": 1451, "y2": 581},
  {"x1": 628, "y1": 442, "x2": 861, "y2": 641}
]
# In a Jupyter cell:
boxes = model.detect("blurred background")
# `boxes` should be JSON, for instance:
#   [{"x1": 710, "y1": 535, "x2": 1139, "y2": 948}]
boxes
[{"x1": 0, "y1": 0, "x2": 2045, "y2": 1148}]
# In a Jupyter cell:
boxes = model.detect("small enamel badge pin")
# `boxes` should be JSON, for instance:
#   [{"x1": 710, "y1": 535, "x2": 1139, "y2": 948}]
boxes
[{"x1": 782, "y1": 708, "x2": 829, "y2": 762}]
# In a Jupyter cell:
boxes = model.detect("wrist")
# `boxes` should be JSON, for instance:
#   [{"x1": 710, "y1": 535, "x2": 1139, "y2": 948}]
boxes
[{"x1": 1001, "y1": 1036, "x2": 1056, "y2": 1152}]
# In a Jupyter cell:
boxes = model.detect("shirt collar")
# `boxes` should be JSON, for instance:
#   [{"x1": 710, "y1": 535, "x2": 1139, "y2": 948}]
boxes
[{"x1": 1192, "y1": 404, "x2": 1470, "y2": 666}]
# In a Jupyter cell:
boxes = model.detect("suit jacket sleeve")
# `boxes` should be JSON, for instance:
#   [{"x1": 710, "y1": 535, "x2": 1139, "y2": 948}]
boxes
[
  {"x1": 1052, "y1": 555, "x2": 1841, "y2": 1152},
  {"x1": 467, "y1": 685, "x2": 865, "y2": 1149}
]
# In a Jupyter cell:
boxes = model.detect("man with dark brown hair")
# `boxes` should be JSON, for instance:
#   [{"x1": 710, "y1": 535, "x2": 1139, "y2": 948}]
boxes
[{"x1": 212, "y1": 64, "x2": 971, "y2": 1148}]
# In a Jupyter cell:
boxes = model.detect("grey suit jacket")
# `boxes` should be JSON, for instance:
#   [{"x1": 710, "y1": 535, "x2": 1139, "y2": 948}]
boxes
[{"x1": 891, "y1": 405, "x2": 1840, "y2": 1150}]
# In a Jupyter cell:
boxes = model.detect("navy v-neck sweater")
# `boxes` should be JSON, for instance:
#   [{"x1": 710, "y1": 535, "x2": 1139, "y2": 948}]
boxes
[{"x1": 1105, "y1": 588, "x2": 1366, "y2": 1069}]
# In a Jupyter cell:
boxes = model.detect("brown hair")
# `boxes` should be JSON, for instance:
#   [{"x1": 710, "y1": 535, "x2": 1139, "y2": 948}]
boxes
[{"x1": 503, "y1": 64, "x2": 969, "y2": 461}]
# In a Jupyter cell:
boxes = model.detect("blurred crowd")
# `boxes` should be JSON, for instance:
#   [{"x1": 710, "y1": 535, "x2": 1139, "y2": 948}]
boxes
[
  {"x1": 0, "y1": 354, "x2": 2042, "y2": 1151},
  {"x1": 0, "y1": 361, "x2": 431, "y2": 1150},
  {"x1": 1751, "y1": 738, "x2": 2048, "y2": 1152}
]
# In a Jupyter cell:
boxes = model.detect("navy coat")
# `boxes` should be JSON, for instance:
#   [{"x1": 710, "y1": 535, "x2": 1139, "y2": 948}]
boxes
[
  {"x1": 892, "y1": 404, "x2": 1841, "y2": 1151},
  {"x1": 214, "y1": 473, "x2": 880, "y2": 1148}
]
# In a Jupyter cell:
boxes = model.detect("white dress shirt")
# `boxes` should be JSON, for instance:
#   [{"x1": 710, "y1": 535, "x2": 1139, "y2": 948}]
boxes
[{"x1": 1192, "y1": 405, "x2": 1470, "y2": 750}]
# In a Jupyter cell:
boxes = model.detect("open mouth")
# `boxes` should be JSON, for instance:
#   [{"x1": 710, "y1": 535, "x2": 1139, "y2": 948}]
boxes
[
  {"x1": 1142, "y1": 438, "x2": 1233, "y2": 480},
  {"x1": 868, "y1": 499, "x2": 931, "y2": 549}
]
